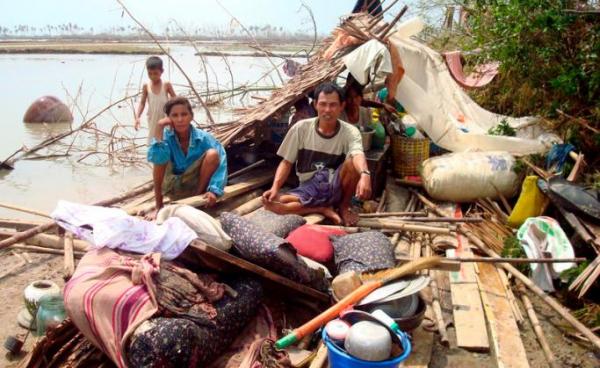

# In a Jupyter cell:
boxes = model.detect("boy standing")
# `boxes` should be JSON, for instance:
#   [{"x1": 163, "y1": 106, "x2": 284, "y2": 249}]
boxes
[{"x1": 135, "y1": 56, "x2": 176, "y2": 143}]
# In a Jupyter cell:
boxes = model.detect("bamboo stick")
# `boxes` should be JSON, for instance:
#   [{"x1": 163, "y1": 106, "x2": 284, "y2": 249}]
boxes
[
  {"x1": 518, "y1": 285, "x2": 560, "y2": 368},
  {"x1": 413, "y1": 190, "x2": 600, "y2": 350},
  {"x1": 361, "y1": 215, "x2": 483, "y2": 223},
  {"x1": 10, "y1": 244, "x2": 85, "y2": 258},
  {"x1": 376, "y1": 189, "x2": 387, "y2": 213},
  {"x1": 357, "y1": 218, "x2": 453, "y2": 234},
  {"x1": 0, "y1": 202, "x2": 50, "y2": 218},
  {"x1": 232, "y1": 196, "x2": 263, "y2": 216},
  {"x1": 358, "y1": 211, "x2": 428, "y2": 218},
  {"x1": 378, "y1": 5, "x2": 408, "y2": 39},
  {"x1": 63, "y1": 232, "x2": 75, "y2": 279},
  {"x1": 430, "y1": 270, "x2": 449, "y2": 345},
  {"x1": 394, "y1": 256, "x2": 585, "y2": 265},
  {"x1": 498, "y1": 268, "x2": 524, "y2": 324},
  {"x1": 228, "y1": 159, "x2": 266, "y2": 180}
]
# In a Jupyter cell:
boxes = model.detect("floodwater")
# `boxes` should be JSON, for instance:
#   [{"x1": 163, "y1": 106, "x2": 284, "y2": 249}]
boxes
[{"x1": 0, "y1": 44, "x2": 294, "y2": 220}]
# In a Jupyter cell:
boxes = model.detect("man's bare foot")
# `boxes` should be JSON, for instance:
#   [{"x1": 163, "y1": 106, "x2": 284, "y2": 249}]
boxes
[
  {"x1": 322, "y1": 207, "x2": 342, "y2": 225},
  {"x1": 340, "y1": 207, "x2": 358, "y2": 226},
  {"x1": 144, "y1": 209, "x2": 158, "y2": 221}
]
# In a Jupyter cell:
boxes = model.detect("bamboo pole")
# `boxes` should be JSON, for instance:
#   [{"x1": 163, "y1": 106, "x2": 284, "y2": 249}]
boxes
[
  {"x1": 0, "y1": 202, "x2": 50, "y2": 218},
  {"x1": 231, "y1": 196, "x2": 263, "y2": 216},
  {"x1": 413, "y1": 190, "x2": 600, "y2": 350},
  {"x1": 63, "y1": 232, "x2": 75, "y2": 279},
  {"x1": 394, "y1": 256, "x2": 585, "y2": 265},
  {"x1": 10, "y1": 244, "x2": 85, "y2": 258},
  {"x1": 376, "y1": 189, "x2": 387, "y2": 213},
  {"x1": 430, "y1": 270, "x2": 449, "y2": 345},
  {"x1": 518, "y1": 285, "x2": 560, "y2": 368},
  {"x1": 357, "y1": 218, "x2": 454, "y2": 234},
  {"x1": 358, "y1": 211, "x2": 428, "y2": 218}
]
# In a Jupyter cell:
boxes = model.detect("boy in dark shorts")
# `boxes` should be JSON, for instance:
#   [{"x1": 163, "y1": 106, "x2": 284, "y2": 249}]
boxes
[{"x1": 262, "y1": 82, "x2": 372, "y2": 226}]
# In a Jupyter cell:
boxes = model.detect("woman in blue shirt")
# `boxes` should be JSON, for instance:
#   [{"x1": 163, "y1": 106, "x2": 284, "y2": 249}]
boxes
[{"x1": 147, "y1": 96, "x2": 227, "y2": 219}]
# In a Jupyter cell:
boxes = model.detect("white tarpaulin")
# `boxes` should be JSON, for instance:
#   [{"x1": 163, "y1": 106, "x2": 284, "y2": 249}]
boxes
[{"x1": 342, "y1": 19, "x2": 558, "y2": 155}]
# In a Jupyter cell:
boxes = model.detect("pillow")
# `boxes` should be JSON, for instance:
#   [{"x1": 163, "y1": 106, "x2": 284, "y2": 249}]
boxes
[
  {"x1": 247, "y1": 209, "x2": 306, "y2": 238},
  {"x1": 286, "y1": 224, "x2": 347, "y2": 263},
  {"x1": 220, "y1": 212, "x2": 328, "y2": 291},
  {"x1": 157, "y1": 204, "x2": 232, "y2": 251},
  {"x1": 332, "y1": 231, "x2": 395, "y2": 274}
]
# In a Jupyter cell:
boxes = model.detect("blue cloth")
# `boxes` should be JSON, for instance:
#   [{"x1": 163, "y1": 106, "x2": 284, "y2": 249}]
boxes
[
  {"x1": 546, "y1": 143, "x2": 575, "y2": 173},
  {"x1": 147, "y1": 126, "x2": 227, "y2": 196}
]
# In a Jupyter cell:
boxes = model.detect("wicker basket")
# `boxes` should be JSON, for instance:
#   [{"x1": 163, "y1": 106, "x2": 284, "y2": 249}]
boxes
[{"x1": 391, "y1": 136, "x2": 430, "y2": 177}]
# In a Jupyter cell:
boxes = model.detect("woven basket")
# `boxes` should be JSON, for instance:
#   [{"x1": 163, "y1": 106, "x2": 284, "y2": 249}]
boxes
[{"x1": 391, "y1": 136, "x2": 430, "y2": 177}]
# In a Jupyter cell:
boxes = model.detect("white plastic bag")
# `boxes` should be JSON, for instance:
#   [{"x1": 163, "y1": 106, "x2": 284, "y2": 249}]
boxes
[
  {"x1": 517, "y1": 216, "x2": 576, "y2": 292},
  {"x1": 422, "y1": 151, "x2": 519, "y2": 202},
  {"x1": 157, "y1": 204, "x2": 232, "y2": 251}
]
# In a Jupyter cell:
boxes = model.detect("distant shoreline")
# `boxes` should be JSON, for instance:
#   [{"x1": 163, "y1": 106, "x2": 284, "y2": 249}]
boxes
[{"x1": 0, "y1": 38, "x2": 316, "y2": 55}]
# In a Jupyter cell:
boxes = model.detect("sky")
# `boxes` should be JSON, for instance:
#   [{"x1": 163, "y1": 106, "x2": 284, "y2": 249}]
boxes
[{"x1": 0, "y1": 0, "x2": 422, "y2": 35}]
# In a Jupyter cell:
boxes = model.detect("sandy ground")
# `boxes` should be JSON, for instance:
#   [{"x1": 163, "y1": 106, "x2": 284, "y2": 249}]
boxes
[{"x1": 0, "y1": 253, "x2": 64, "y2": 368}]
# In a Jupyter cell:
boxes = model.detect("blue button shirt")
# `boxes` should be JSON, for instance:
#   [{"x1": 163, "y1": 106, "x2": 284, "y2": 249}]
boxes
[{"x1": 147, "y1": 126, "x2": 227, "y2": 197}]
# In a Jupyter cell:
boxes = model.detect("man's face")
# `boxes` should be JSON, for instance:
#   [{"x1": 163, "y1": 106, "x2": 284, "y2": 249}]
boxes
[{"x1": 315, "y1": 91, "x2": 344, "y2": 123}]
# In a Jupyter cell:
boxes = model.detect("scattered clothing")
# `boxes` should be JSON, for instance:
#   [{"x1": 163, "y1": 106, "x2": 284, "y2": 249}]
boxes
[
  {"x1": 64, "y1": 248, "x2": 161, "y2": 367},
  {"x1": 332, "y1": 231, "x2": 395, "y2": 274},
  {"x1": 157, "y1": 204, "x2": 232, "y2": 251},
  {"x1": 220, "y1": 212, "x2": 328, "y2": 291},
  {"x1": 277, "y1": 117, "x2": 363, "y2": 183},
  {"x1": 128, "y1": 277, "x2": 263, "y2": 368},
  {"x1": 546, "y1": 143, "x2": 575, "y2": 173},
  {"x1": 247, "y1": 209, "x2": 306, "y2": 238},
  {"x1": 52, "y1": 200, "x2": 197, "y2": 260},
  {"x1": 146, "y1": 82, "x2": 169, "y2": 144},
  {"x1": 286, "y1": 224, "x2": 347, "y2": 263},
  {"x1": 147, "y1": 125, "x2": 227, "y2": 197},
  {"x1": 287, "y1": 167, "x2": 343, "y2": 207},
  {"x1": 517, "y1": 217, "x2": 576, "y2": 292},
  {"x1": 208, "y1": 304, "x2": 290, "y2": 368}
]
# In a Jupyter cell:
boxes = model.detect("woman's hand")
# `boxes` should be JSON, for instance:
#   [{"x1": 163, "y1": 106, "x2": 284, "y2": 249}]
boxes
[
  {"x1": 203, "y1": 192, "x2": 217, "y2": 207},
  {"x1": 157, "y1": 117, "x2": 174, "y2": 130}
]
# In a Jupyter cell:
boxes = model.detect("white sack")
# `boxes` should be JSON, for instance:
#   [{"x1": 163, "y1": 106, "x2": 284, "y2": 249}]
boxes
[
  {"x1": 157, "y1": 204, "x2": 232, "y2": 251},
  {"x1": 422, "y1": 151, "x2": 519, "y2": 202}
]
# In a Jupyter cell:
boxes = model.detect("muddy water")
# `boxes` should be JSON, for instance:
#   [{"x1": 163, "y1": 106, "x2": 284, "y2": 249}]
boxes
[{"x1": 0, "y1": 44, "x2": 291, "y2": 219}]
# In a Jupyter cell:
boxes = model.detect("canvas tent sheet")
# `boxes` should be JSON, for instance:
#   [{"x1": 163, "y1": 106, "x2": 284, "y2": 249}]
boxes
[{"x1": 343, "y1": 21, "x2": 557, "y2": 155}]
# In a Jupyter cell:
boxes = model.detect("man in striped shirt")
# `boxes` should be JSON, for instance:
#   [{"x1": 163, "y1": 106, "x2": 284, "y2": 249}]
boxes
[{"x1": 262, "y1": 82, "x2": 372, "y2": 226}]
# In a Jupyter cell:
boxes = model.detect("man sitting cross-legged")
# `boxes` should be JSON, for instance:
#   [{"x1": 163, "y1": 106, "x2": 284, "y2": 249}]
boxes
[{"x1": 262, "y1": 82, "x2": 372, "y2": 226}]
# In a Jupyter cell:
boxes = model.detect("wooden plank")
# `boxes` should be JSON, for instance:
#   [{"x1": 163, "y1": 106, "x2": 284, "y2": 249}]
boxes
[
  {"x1": 401, "y1": 323, "x2": 433, "y2": 367},
  {"x1": 446, "y1": 204, "x2": 490, "y2": 351},
  {"x1": 188, "y1": 240, "x2": 329, "y2": 302},
  {"x1": 477, "y1": 262, "x2": 529, "y2": 368}
]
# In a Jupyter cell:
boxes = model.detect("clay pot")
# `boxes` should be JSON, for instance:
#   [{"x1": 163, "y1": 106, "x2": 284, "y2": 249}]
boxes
[{"x1": 24, "y1": 280, "x2": 61, "y2": 318}]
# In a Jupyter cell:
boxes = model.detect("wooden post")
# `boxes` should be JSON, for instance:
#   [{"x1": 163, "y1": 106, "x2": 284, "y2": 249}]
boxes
[{"x1": 63, "y1": 232, "x2": 75, "y2": 279}]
